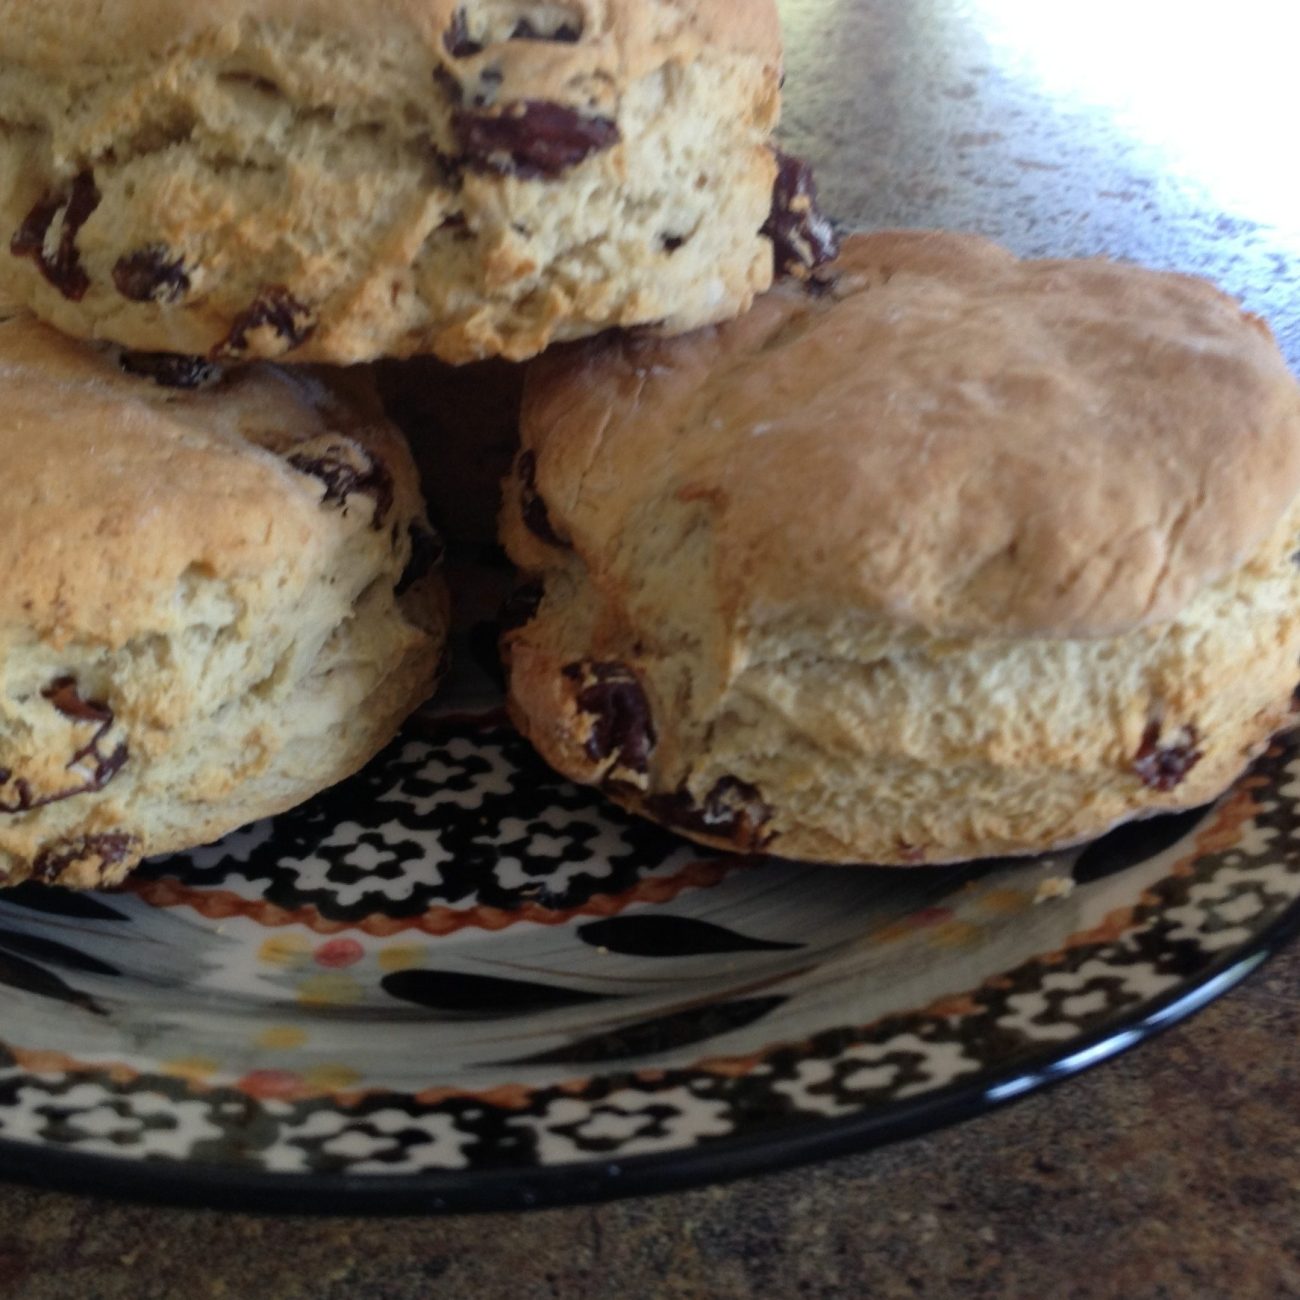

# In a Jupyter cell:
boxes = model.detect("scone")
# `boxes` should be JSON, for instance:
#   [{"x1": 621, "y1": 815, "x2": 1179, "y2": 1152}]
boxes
[
  {"x1": 0, "y1": 0, "x2": 794, "y2": 365},
  {"x1": 0, "y1": 303, "x2": 448, "y2": 888},
  {"x1": 501, "y1": 231, "x2": 1300, "y2": 865}
]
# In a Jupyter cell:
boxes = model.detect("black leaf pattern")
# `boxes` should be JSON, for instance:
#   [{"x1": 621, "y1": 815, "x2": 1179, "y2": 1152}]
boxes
[
  {"x1": 0, "y1": 951, "x2": 106, "y2": 1016},
  {"x1": 577, "y1": 915, "x2": 801, "y2": 957},
  {"x1": 499, "y1": 995, "x2": 788, "y2": 1065},
  {"x1": 0, "y1": 886, "x2": 128, "y2": 921},
  {"x1": 1072, "y1": 807, "x2": 1210, "y2": 885},
  {"x1": 0, "y1": 929, "x2": 120, "y2": 976},
  {"x1": 381, "y1": 969, "x2": 615, "y2": 1016}
]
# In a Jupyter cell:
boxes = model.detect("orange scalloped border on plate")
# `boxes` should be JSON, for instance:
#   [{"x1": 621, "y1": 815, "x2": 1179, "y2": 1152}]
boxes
[{"x1": 120, "y1": 855, "x2": 744, "y2": 936}]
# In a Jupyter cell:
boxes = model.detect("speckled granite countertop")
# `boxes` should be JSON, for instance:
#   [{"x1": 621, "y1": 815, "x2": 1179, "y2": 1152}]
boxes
[{"x1": 0, "y1": 2, "x2": 1296, "y2": 1296}]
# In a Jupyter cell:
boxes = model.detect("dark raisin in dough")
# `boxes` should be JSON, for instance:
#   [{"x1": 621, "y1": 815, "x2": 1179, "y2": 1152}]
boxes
[
  {"x1": 443, "y1": 9, "x2": 482, "y2": 56},
  {"x1": 454, "y1": 101, "x2": 619, "y2": 179},
  {"x1": 563, "y1": 661, "x2": 656, "y2": 774},
  {"x1": 0, "y1": 678, "x2": 128, "y2": 813},
  {"x1": 1133, "y1": 721, "x2": 1203, "y2": 791},
  {"x1": 761, "y1": 151, "x2": 839, "y2": 279},
  {"x1": 510, "y1": 17, "x2": 581, "y2": 41},
  {"x1": 213, "y1": 286, "x2": 315, "y2": 358},
  {"x1": 119, "y1": 351, "x2": 222, "y2": 389},
  {"x1": 286, "y1": 442, "x2": 395, "y2": 530},
  {"x1": 113, "y1": 245, "x2": 191, "y2": 303},
  {"x1": 32, "y1": 832, "x2": 137, "y2": 884},
  {"x1": 646, "y1": 776, "x2": 773, "y2": 851},
  {"x1": 10, "y1": 172, "x2": 101, "y2": 301},
  {"x1": 517, "y1": 450, "x2": 569, "y2": 547}
]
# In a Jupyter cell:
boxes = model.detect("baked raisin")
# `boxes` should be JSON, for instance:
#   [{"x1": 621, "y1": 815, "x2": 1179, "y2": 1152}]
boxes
[
  {"x1": 510, "y1": 17, "x2": 581, "y2": 41},
  {"x1": 10, "y1": 172, "x2": 101, "y2": 301},
  {"x1": 761, "y1": 151, "x2": 839, "y2": 279},
  {"x1": 445, "y1": 8, "x2": 582, "y2": 55},
  {"x1": 119, "y1": 351, "x2": 223, "y2": 389},
  {"x1": 286, "y1": 440, "x2": 395, "y2": 530},
  {"x1": 0, "y1": 678, "x2": 128, "y2": 813},
  {"x1": 517, "y1": 450, "x2": 569, "y2": 547},
  {"x1": 113, "y1": 245, "x2": 191, "y2": 303},
  {"x1": 454, "y1": 101, "x2": 619, "y2": 178},
  {"x1": 213, "y1": 286, "x2": 315, "y2": 359},
  {"x1": 1133, "y1": 721, "x2": 1203, "y2": 792},
  {"x1": 32, "y1": 832, "x2": 137, "y2": 885},
  {"x1": 646, "y1": 777, "x2": 773, "y2": 851},
  {"x1": 444, "y1": 9, "x2": 482, "y2": 56},
  {"x1": 563, "y1": 661, "x2": 656, "y2": 775}
]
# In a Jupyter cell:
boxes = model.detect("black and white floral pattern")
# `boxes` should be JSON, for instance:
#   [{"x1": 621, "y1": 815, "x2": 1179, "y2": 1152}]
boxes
[
  {"x1": 136, "y1": 721, "x2": 720, "y2": 919},
  {"x1": 0, "y1": 708, "x2": 1293, "y2": 1207}
]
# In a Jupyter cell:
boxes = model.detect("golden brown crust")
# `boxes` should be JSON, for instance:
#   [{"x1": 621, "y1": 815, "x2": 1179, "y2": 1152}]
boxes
[
  {"x1": 0, "y1": 315, "x2": 422, "y2": 644},
  {"x1": 0, "y1": 0, "x2": 782, "y2": 74},
  {"x1": 0, "y1": 0, "x2": 782, "y2": 363},
  {"x1": 502, "y1": 233, "x2": 1300, "y2": 865},
  {"x1": 0, "y1": 311, "x2": 447, "y2": 886},
  {"x1": 518, "y1": 231, "x2": 1300, "y2": 639}
]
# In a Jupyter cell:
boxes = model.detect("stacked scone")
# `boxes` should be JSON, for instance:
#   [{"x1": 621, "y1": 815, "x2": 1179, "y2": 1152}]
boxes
[
  {"x1": 502, "y1": 233, "x2": 1300, "y2": 863},
  {"x1": 2, "y1": 1, "x2": 1299, "y2": 891},
  {"x1": 0, "y1": 306, "x2": 449, "y2": 885},
  {"x1": 0, "y1": 0, "x2": 800, "y2": 887}
]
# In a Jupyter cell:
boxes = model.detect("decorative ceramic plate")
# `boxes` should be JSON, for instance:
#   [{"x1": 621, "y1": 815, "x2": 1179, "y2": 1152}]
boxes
[{"x1": 0, "y1": 582, "x2": 1295, "y2": 1213}]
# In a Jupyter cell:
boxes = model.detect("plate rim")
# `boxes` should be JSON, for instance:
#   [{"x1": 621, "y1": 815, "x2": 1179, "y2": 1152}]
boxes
[{"x1": 0, "y1": 894, "x2": 1293, "y2": 1216}]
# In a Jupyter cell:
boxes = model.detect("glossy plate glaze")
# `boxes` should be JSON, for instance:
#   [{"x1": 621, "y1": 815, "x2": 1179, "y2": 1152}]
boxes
[{"x1": 0, "y1": 580, "x2": 1295, "y2": 1214}]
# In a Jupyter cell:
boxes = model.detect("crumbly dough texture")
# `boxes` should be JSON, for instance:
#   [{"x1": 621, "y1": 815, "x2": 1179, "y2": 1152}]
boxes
[
  {"x1": 502, "y1": 231, "x2": 1300, "y2": 865},
  {"x1": 0, "y1": 0, "x2": 782, "y2": 364},
  {"x1": 0, "y1": 303, "x2": 448, "y2": 887}
]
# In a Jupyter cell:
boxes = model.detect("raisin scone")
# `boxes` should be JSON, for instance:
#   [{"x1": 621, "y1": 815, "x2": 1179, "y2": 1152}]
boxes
[
  {"x1": 0, "y1": 305, "x2": 448, "y2": 888},
  {"x1": 0, "y1": 0, "x2": 801, "y2": 365},
  {"x1": 501, "y1": 231, "x2": 1300, "y2": 865}
]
